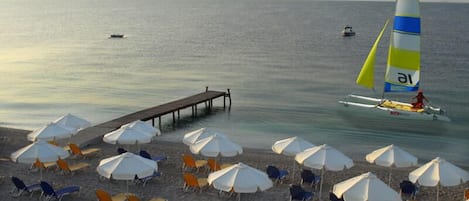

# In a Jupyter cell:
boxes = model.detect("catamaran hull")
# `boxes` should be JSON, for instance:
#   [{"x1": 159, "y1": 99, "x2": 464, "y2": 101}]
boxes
[{"x1": 338, "y1": 95, "x2": 451, "y2": 122}]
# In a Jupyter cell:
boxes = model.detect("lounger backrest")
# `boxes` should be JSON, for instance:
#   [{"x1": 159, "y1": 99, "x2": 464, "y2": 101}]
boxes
[
  {"x1": 11, "y1": 176, "x2": 26, "y2": 190},
  {"x1": 207, "y1": 159, "x2": 220, "y2": 171},
  {"x1": 183, "y1": 173, "x2": 199, "y2": 188},
  {"x1": 464, "y1": 188, "x2": 469, "y2": 200},
  {"x1": 301, "y1": 169, "x2": 315, "y2": 183},
  {"x1": 139, "y1": 151, "x2": 152, "y2": 160},
  {"x1": 95, "y1": 189, "x2": 112, "y2": 201},
  {"x1": 289, "y1": 184, "x2": 304, "y2": 199},
  {"x1": 266, "y1": 165, "x2": 280, "y2": 178},
  {"x1": 117, "y1": 148, "x2": 127, "y2": 155},
  {"x1": 40, "y1": 181, "x2": 57, "y2": 197},
  {"x1": 182, "y1": 154, "x2": 196, "y2": 168},
  {"x1": 68, "y1": 143, "x2": 82, "y2": 155},
  {"x1": 400, "y1": 180, "x2": 416, "y2": 194},
  {"x1": 56, "y1": 158, "x2": 70, "y2": 172}
]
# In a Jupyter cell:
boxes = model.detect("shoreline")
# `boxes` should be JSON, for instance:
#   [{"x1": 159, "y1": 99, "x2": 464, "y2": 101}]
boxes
[{"x1": 1, "y1": 126, "x2": 467, "y2": 201}]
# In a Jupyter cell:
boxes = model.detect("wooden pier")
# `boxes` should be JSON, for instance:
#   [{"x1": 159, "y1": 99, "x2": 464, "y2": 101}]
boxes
[{"x1": 70, "y1": 88, "x2": 231, "y2": 147}]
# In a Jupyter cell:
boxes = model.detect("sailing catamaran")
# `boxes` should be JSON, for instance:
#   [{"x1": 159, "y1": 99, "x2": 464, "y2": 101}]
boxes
[{"x1": 338, "y1": 0, "x2": 450, "y2": 122}]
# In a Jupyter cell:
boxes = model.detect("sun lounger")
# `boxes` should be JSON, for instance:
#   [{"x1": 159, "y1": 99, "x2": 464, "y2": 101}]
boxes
[
  {"x1": 10, "y1": 176, "x2": 41, "y2": 197},
  {"x1": 139, "y1": 150, "x2": 167, "y2": 162},
  {"x1": 40, "y1": 181, "x2": 80, "y2": 201},
  {"x1": 289, "y1": 184, "x2": 313, "y2": 201},
  {"x1": 68, "y1": 143, "x2": 101, "y2": 158},
  {"x1": 127, "y1": 194, "x2": 168, "y2": 201},
  {"x1": 182, "y1": 154, "x2": 207, "y2": 172},
  {"x1": 95, "y1": 189, "x2": 128, "y2": 201},
  {"x1": 31, "y1": 159, "x2": 57, "y2": 172},
  {"x1": 57, "y1": 158, "x2": 90, "y2": 175},
  {"x1": 135, "y1": 171, "x2": 161, "y2": 187},
  {"x1": 301, "y1": 169, "x2": 321, "y2": 189},
  {"x1": 183, "y1": 172, "x2": 208, "y2": 193},
  {"x1": 266, "y1": 165, "x2": 289, "y2": 184}
]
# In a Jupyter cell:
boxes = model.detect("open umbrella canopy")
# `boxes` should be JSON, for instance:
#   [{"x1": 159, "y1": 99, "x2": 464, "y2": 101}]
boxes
[
  {"x1": 409, "y1": 157, "x2": 469, "y2": 187},
  {"x1": 121, "y1": 120, "x2": 161, "y2": 136},
  {"x1": 103, "y1": 126, "x2": 155, "y2": 145},
  {"x1": 190, "y1": 134, "x2": 242, "y2": 157},
  {"x1": 208, "y1": 162, "x2": 273, "y2": 193},
  {"x1": 272, "y1": 136, "x2": 315, "y2": 156},
  {"x1": 333, "y1": 172, "x2": 401, "y2": 201},
  {"x1": 97, "y1": 152, "x2": 157, "y2": 180},
  {"x1": 10, "y1": 140, "x2": 70, "y2": 163},
  {"x1": 366, "y1": 144, "x2": 417, "y2": 168},
  {"x1": 53, "y1": 113, "x2": 91, "y2": 131},
  {"x1": 295, "y1": 144, "x2": 354, "y2": 171},
  {"x1": 409, "y1": 157, "x2": 469, "y2": 201},
  {"x1": 366, "y1": 144, "x2": 418, "y2": 184},
  {"x1": 27, "y1": 122, "x2": 75, "y2": 142},
  {"x1": 183, "y1": 128, "x2": 226, "y2": 145}
]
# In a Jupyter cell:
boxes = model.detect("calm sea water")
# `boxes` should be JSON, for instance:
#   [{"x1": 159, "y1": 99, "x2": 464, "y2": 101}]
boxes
[{"x1": 1, "y1": 0, "x2": 468, "y2": 167}]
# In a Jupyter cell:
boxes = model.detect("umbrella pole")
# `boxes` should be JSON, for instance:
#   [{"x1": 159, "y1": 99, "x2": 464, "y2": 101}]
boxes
[
  {"x1": 436, "y1": 183, "x2": 440, "y2": 201},
  {"x1": 388, "y1": 166, "x2": 392, "y2": 186},
  {"x1": 292, "y1": 159, "x2": 296, "y2": 181},
  {"x1": 319, "y1": 168, "x2": 325, "y2": 200}
]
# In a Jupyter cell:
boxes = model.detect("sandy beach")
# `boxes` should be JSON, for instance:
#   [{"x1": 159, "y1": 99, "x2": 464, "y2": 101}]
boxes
[{"x1": 1, "y1": 126, "x2": 467, "y2": 201}]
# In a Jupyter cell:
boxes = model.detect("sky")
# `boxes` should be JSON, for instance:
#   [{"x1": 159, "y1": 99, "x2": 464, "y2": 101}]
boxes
[{"x1": 333, "y1": 0, "x2": 469, "y2": 3}]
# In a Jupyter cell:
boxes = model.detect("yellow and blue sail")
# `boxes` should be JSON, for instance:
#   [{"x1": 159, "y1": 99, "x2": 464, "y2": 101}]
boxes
[{"x1": 384, "y1": 0, "x2": 420, "y2": 92}]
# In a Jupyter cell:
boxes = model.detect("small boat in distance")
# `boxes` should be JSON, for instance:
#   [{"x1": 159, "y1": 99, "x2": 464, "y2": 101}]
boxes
[
  {"x1": 342, "y1": 25, "x2": 355, "y2": 37},
  {"x1": 109, "y1": 34, "x2": 125, "y2": 39}
]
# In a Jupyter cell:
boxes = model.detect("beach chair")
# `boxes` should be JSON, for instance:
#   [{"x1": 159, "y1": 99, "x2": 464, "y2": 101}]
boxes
[
  {"x1": 117, "y1": 147, "x2": 127, "y2": 155},
  {"x1": 135, "y1": 171, "x2": 161, "y2": 187},
  {"x1": 56, "y1": 158, "x2": 90, "y2": 175},
  {"x1": 183, "y1": 172, "x2": 208, "y2": 192},
  {"x1": 207, "y1": 158, "x2": 221, "y2": 172},
  {"x1": 40, "y1": 181, "x2": 80, "y2": 201},
  {"x1": 139, "y1": 150, "x2": 167, "y2": 162},
  {"x1": 31, "y1": 159, "x2": 57, "y2": 172},
  {"x1": 289, "y1": 184, "x2": 313, "y2": 201},
  {"x1": 127, "y1": 194, "x2": 168, "y2": 201},
  {"x1": 329, "y1": 191, "x2": 344, "y2": 201},
  {"x1": 400, "y1": 180, "x2": 418, "y2": 200},
  {"x1": 465, "y1": 188, "x2": 469, "y2": 201},
  {"x1": 266, "y1": 165, "x2": 289, "y2": 183},
  {"x1": 68, "y1": 143, "x2": 101, "y2": 158},
  {"x1": 300, "y1": 169, "x2": 321, "y2": 189},
  {"x1": 95, "y1": 189, "x2": 127, "y2": 201},
  {"x1": 182, "y1": 154, "x2": 207, "y2": 172},
  {"x1": 9, "y1": 176, "x2": 41, "y2": 197}
]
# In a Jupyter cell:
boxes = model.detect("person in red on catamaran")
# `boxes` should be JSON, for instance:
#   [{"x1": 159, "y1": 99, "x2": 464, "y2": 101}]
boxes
[{"x1": 411, "y1": 90, "x2": 428, "y2": 109}]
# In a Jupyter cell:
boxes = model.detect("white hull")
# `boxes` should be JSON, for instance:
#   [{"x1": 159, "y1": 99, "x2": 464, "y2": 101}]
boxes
[{"x1": 338, "y1": 94, "x2": 451, "y2": 122}]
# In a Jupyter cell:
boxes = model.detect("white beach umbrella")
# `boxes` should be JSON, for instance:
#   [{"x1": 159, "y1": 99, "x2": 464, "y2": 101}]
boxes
[
  {"x1": 121, "y1": 120, "x2": 161, "y2": 136},
  {"x1": 53, "y1": 113, "x2": 91, "y2": 131},
  {"x1": 183, "y1": 128, "x2": 226, "y2": 145},
  {"x1": 190, "y1": 134, "x2": 242, "y2": 157},
  {"x1": 409, "y1": 157, "x2": 469, "y2": 201},
  {"x1": 11, "y1": 140, "x2": 70, "y2": 179},
  {"x1": 97, "y1": 152, "x2": 158, "y2": 192},
  {"x1": 333, "y1": 172, "x2": 401, "y2": 201},
  {"x1": 208, "y1": 162, "x2": 273, "y2": 200},
  {"x1": 295, "y1": 144, "x2": 354, "y2": 199},
  {"x1": 272, "y1": 136, "x2": 315, "y2": 179},
  {"x1": 103, "y1": 126, "x2": 155, "y2": 146},
  {"x1": 27, "y1": 122, "x2": 75, "y2": 142},
  {"x1": 366, "y1": 144, "x2": 418, "y2": 184}
]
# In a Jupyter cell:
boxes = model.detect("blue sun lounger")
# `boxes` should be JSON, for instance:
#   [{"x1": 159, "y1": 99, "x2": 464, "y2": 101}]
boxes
[{"x1": 40, "y1": 181, "x2": 80, "y2": 201}]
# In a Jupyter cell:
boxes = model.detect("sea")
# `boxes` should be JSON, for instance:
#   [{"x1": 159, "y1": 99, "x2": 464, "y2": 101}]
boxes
[{"x1": 1, "y1": 0, "x2": 468, "y2": 167}]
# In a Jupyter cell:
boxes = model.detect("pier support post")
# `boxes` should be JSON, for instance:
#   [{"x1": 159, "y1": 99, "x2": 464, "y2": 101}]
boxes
[
  {"x1": 158, "y1": 117, "x2": 161, "y2": 129},
  {"x1": 177, "y1": 110, "x2": 180, "y2": 119},
  {"x1": 172, "y1": 112, "x2": 176, "y2": 125},
  {"x1": 152, "y1": 118, "x2": 155, "y2": 127}
]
